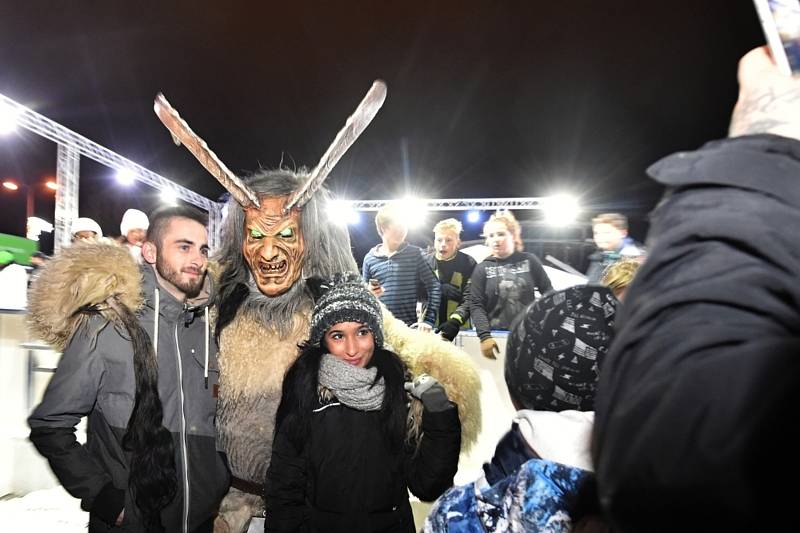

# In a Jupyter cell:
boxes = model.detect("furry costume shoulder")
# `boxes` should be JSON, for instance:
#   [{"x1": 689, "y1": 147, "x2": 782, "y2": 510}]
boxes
[
  {"x1": 27, "y1": 242, "x2": 143, "y2": 350},
  {"x1": 382, "y1": 306, "x2": 482, "y2": 453}
]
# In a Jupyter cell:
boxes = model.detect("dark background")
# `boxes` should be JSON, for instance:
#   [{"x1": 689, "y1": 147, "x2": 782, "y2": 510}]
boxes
[{"x1": 0, "y1": 1, "x2": 765, "y2": 267}]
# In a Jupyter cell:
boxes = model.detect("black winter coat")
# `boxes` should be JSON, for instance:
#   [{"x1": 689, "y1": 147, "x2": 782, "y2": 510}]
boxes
[
  {"x1": 592, "y1": 135, "x2": 800, "y2": 532},
  {"x1": 264, "y1": 351, "x2": 461, "y2": 533}
]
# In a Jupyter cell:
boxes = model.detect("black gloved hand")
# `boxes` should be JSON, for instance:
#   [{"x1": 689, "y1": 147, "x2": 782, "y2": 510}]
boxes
[
  {"x1": 440, "y1": 283, "x2": 463, "y2": 301},
  {"x1": 404, "y1": 374, "x2": 451, "y2": 412},
  {"x1": 436, "y1": 317, "x2": 462, "y2": 342}
]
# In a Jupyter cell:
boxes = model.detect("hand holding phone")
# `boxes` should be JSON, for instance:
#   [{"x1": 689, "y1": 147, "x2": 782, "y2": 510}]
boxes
[
  {"x1": 753, "y1": 0, "x2": 800, "y2": 76},
  {"x1": 368, "y1": 278, "x2": 384, "y2": 297}
]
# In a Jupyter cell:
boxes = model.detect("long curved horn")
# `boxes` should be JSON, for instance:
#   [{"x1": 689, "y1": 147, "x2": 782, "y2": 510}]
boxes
[
  {"x1": 285, "y1": 80, "x2": 387, "y2": 212},
  {"x1": 154, "y1": 94, "x2": 260, "y2": 209}
]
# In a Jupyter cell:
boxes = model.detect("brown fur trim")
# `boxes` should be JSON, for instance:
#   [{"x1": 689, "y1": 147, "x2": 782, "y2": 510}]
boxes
[
  {"x1": 381, "y1": 306, "x2": 482, "y2": 453},
  {"x1": 27, "y1": 242, "x2": 143, "y2": 351}
]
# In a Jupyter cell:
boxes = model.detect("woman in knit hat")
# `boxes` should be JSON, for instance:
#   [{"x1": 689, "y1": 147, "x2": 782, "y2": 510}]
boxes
[{"x1": 264, "y1": 272, "x2": 462, "y2": 533}]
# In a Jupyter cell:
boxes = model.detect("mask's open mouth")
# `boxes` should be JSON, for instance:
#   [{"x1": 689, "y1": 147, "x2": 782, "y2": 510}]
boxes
[{"x1": 258, "y1": 259, "x2": 288, "y2": 278}]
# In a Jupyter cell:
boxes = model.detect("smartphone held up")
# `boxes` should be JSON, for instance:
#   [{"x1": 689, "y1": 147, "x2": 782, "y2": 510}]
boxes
[{"x1": 754, "y1": 0, "x2": 800, "y2": 76}]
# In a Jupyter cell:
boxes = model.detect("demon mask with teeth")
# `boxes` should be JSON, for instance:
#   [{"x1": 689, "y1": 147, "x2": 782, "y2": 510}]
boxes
[
  {"x1": 153, "y1": 81, "x2": 387, "y2": 329},
  {"x1": 242, "y1": 195, "x2": 305, "y2": 296}
]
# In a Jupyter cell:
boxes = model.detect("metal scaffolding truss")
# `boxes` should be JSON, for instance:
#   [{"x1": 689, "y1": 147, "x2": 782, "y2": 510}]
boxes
[
  {"x1": 3, "y1": 92, "x2": 555, "y2": 252},
  {"x1": 1, "y1": 92, "x2": 220, "y2": 250},
  {"x1": 344, "y1": 197, "x2": 546, "y2": 211}
]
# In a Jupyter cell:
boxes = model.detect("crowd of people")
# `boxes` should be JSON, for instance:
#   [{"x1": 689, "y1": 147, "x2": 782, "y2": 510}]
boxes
[{"x1": 14, "y1": 44, "x2": 799, "y2": 532}]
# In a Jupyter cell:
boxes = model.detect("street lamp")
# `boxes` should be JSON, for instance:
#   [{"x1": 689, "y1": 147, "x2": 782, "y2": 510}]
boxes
[{"x1": 1, "y1": 178, "x2": 57, "y2": 231}]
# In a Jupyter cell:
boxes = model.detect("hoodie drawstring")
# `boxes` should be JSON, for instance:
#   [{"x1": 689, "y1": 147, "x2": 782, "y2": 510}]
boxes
[
  {"x1": 204, "y1": 306, "x2": 209, "y2": 389},
  {"x1": 153, "y1": 287, "x2": 160, "y2": 357},
  {"x1": 153, "y1": 284, "x2": 210, "y2": 389}
]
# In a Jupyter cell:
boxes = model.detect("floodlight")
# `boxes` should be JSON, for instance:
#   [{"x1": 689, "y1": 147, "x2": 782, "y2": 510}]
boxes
[
  {"x1": 327, "y1": 199, "x2": 361, "y2": 226},
  {"x1": 0, "y1": 103, "x2": 20, "y2": 134},
  {"x1": 397, "y1": 197, "x2": 428, "y2": 228},
  {"x1": 116, "y1": 168, "x2": 135, "y2": 185},
  {"x1": 160, "y1": 188, "x2": 178, "y2": 205},
  {"x1": 543, "y1": 194, "x2": 580, "y2": 226},
  {"x1": 466, "y1": 210, "x2": 481, "y2": 223}
]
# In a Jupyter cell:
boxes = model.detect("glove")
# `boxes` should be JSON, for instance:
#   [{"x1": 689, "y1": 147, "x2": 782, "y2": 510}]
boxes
[
  {"x1": 436, "y1": 317, "x2": 462, "y2": 342},
  {"x1": 404, "y1": 374, "x2": 451, "y2": 412},
  {"x1": 441, "y1": 282, "x2": 463, "y2": 301},
  {"x1": 480, "y1": 337, "x2": 499, "y2": 359}
]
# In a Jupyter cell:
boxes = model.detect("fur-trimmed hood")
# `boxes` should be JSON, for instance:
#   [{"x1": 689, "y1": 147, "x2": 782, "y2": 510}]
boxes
[
  {"x1": 27, "y1": 242, "x2": 216, "y2": 351},
  {"x1": 382, "y1": 306, "x2": 482, "y2": 453},
  {"x1": 27, "y1": 242, "x2": 144, "y2": 351}
]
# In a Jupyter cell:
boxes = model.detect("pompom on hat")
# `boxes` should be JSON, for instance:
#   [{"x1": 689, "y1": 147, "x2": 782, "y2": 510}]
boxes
[{"x1": 307, "y1": 273, "x2": 384, "y2": 349}]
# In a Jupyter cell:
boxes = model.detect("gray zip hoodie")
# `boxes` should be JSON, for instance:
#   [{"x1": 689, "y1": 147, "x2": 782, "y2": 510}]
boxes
[{"x1": 28, "y1": 254, "x2": 230, "y2": 532}]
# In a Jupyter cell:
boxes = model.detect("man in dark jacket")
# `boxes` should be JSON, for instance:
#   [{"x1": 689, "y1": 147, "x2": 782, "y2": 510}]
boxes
[
  {"x1": 28, "y1": 206, "x2": 230, "y2": 532},
  {"x1": 592, "y1": 46, "x2": 800, "y2": 532},
  {"x1": 424, "y1": 218, "x2": 477, "y2": 342}
]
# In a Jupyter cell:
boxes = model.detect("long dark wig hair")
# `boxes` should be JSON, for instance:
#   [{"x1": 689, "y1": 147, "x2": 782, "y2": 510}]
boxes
[
  {"x1": 275, "y1": 342, "x2": 409, "y2": 454},
  {"x1": 110, "y1": 300, "x2": 177, "y2": 533}
]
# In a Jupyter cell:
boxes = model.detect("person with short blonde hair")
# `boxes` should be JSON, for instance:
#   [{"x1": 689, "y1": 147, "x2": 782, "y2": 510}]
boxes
[
  {"x1": 432, "y1": 218, "x2": 463, "y2": 235},
  {"x1": 601, "y1": 258, "x2": 641, "y2": 301},
  {"x1": 467, "y1": 210, "x2": 552, "y2": 358},
  {"x1": 425, "y1": 218, "x2": 477, "y2": 341}
]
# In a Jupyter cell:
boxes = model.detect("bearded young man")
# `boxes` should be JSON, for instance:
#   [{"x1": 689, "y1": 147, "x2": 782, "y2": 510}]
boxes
[{"x1": 28, "y1": 205, "x2": 230, "y2": 533}]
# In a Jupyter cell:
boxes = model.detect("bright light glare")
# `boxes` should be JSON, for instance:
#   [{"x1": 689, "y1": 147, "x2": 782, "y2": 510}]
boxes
[
  {"x1": 397, "y1": 197, "x2": 428, "y2": 228},
  {"x1": 116, "y1": 168, "x2": 136, "y2": 185},
  {"x1": 0, "y1": 103, "x2": 20, "y2": 134},
  {"x1": 160, "y1": 188, "x2": 178, "y2": 205},
  {"x1": 543, "y1": 194, "x2": 580, "y2": 226},
  {"x1": 327, "y1": 200, "x2": 361, "y2": 226},
  {"x1": 2, "y1": 180, "x2": 19, "y2": 191},
  {"x1": 466, "y1": 210, "x2": 481, "y2": 223},
  {"x1": 45, "y1": 180, "x2": 58, "y2": 191}
]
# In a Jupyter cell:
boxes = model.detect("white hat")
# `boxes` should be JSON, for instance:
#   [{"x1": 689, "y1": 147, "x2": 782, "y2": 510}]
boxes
[
  {"x1": 120, "y1": 209, "x2": 149, "y2": 236},
  {"x1": 71, "y1": 217, "x2": 103, "y2": 237}
]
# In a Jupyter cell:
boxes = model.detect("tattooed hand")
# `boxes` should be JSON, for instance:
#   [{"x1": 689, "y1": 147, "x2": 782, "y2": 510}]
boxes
[{"x1": 729, "y1": 46, "x2": 800, "y2": 141}]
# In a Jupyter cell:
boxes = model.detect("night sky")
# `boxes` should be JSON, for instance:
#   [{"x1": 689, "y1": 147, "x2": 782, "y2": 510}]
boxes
[{"x1": 0, "y1": 1, "x2": 765, "y2": 260}]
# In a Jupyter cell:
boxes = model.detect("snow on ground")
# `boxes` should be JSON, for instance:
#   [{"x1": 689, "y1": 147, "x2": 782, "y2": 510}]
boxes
[{"x1": 0, "y1": 486, "x2": 87, "y2": 532}]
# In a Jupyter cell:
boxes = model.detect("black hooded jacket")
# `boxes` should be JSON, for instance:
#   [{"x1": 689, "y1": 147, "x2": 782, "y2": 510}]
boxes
[
  {"x1": 264, "y1": 348, "x2": 461, "y2": 533},
  {"x1": 592, "y1": 135, "x2": 800, "y2": 532}
]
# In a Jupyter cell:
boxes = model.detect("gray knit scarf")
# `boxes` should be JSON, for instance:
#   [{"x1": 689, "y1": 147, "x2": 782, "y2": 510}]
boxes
[{"x1": 318, "y1": 354, "x2": 385, "y2": 411}]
